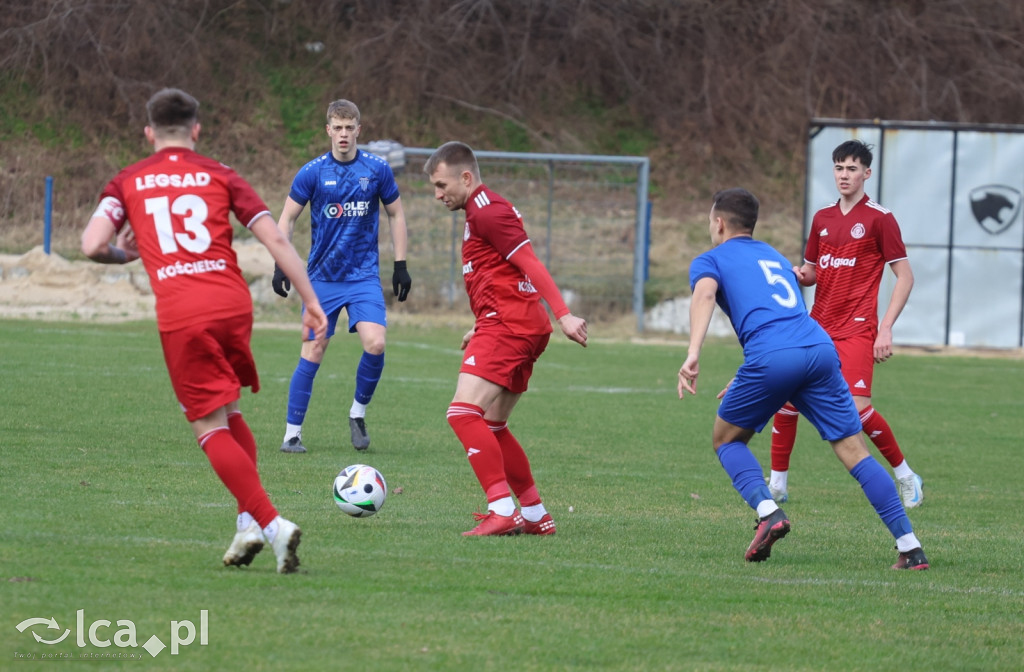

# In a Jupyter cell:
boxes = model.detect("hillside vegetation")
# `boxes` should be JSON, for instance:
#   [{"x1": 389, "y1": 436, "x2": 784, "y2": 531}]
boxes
[{"x1": 3, "y1": 0, "x2": 1023, "y2": 258}]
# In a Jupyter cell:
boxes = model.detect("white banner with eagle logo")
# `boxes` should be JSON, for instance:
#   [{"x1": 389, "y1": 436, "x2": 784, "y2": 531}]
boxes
[{"x1": 807, "y1": 120, "x2": 1024, "y2": 348}]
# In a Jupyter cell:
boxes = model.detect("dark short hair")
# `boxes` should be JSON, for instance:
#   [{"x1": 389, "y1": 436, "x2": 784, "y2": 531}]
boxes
[
  {"x1": 712, "y1": 188, "x2": 759, "y2": 232},
  {"x1": 146, "y1": 88, "x2": 199, "y2": 132},
  {"x1": 832, "y1": 139, "x2": 873, "y2": 167}
]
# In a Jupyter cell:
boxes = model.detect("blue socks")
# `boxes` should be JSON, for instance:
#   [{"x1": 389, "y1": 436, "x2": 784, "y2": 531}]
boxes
[
  {"x1": 286, "y1": 358, "x2": 320, "y2": 425},
  {"x1": 850, "y1": 456, "x2": 912, "y2": 538},
  {"x1": 286, "y1": 351, "x2": 384, "y2": 425},
  {"x1": 717, "y1": 444, "x2": 913, "y2": 541},
  {"x1": 354, "y1": 351, "x2": 385, "y2": 405},
  {"x1": 717, "y1": 442, "x2": 773, "y2": 510}
]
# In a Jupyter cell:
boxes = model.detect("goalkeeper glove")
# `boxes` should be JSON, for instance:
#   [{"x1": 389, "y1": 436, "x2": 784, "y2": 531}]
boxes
[
  {"x1": 392, "y1": 260, "x2": 411, "y2": 302},
  {"x1": 272, "y1": 264, "x2": 291, "y2": 298}
]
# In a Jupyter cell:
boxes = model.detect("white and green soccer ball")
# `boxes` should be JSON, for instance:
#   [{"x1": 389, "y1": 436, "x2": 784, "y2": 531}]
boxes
[{"x1": 333, "y1": 464, "x2": 387, "y2": 518}]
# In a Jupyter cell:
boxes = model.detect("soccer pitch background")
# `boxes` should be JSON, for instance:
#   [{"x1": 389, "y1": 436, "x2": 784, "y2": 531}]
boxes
[{"x1": 2, "y1": 319, "x2": 1022, "y2": 670}]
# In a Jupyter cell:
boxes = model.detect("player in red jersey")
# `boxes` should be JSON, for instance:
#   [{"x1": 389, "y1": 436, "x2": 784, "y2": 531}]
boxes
[
  {"x1": 767, "y1": 140, "x2": 924, "y2": 508},
  {"x1": 424, "y1": 141, "x2": 588, "y2": 536},
  {"x1": 81, "y1": 88, "x2": 327, "y2": 573}
]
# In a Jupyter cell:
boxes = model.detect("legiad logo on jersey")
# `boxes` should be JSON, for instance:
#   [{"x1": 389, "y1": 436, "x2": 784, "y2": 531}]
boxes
[
  {"x1": 359, "y1": 176, "x2": 370, "y2": 192},
  {"x1": 464, "y1": 355, "x2": 476, "y2": 366},
  {"x1": 969, "y1": 185, "x2": 1021, "y2": 235},
  {"x1": 818, "y1": 253, "x2": 857, "y2": 269},
  {"x1": 819, "y1": 228, "x2": 829, "y2": 237},
  {"x1": 851, "y1": 223, "x2": 866, "y2": 239},
  {"x1": 854, "y1": 379, "x2": 867, "y2": 389}
]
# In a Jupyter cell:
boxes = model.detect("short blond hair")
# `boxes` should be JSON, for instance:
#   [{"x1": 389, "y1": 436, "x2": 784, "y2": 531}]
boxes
[{"x1": 326, "y1": 99, "x2": 360, "y2": 124}]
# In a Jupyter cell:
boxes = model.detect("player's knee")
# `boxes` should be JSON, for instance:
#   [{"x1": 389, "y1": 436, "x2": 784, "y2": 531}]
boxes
[
  {"x1": 446, "y1": 404, "x2": 471, "y2": 431},
  {"x1": 301, "y1": 338, "x2": 328, "y2": 362}
]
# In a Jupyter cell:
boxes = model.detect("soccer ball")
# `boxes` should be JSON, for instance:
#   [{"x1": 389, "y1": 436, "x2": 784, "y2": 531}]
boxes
[{"x1": 332, "y1": 464, "x2": 387, "y2": 518}]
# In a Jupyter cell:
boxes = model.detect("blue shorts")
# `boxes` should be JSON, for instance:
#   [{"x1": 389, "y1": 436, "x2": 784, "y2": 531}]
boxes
[
  {"x1": 718, "y1": 343, "x2": 861, "y2": 441},
  {"x1": 307, "y1": 279, "x2": 386, "y2": 340}
]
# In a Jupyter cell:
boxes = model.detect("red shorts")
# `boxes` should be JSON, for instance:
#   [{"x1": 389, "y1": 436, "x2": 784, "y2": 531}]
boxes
[
  {"x1": 461, "y1": 326, "x2": 550, "y2": 394},
  {"x1": 834, "y1": 330, "x2": 875, "y2": 398},
  {"x1": 159, "y1": 313, "x2": 259, "y2": 422}
]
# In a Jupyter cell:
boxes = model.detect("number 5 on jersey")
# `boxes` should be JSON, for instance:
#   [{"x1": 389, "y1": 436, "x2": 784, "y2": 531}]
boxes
[{"x1": 758, "y1": 259, "x2": 798, "y2": 309}]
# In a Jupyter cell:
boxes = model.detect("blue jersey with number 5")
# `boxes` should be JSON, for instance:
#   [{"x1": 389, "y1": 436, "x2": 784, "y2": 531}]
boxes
[{"x1": 689, "y1": 237, "x2": 831, "y2": 358}]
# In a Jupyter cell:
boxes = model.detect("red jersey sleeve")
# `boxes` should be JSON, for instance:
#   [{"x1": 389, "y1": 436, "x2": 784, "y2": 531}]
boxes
[
  {"x1": 507, "y1": 245, "x2": 570, "y2": 319},
  {"x1": 462, "y1": 185, "x2": 553, "y2": 335}
]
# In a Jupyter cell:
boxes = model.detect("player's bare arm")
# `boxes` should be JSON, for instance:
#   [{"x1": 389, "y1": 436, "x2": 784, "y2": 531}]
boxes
[
  {"x1": 460, "y1": 327, "x2": 475, "y2": 351},
  {"x1": 716, "y1": 377, "x2": 734, "y2": 400},
  {"x1": 251, "y1": 214, "x2": 327, "y2": 340},
  {"x1": 385, "y1": 197, "x2": 412, "y2": 302},
  {"x1": 557, "y1": 313, "x2": 588, "y2": 347},
  {"x1": 276, "y1": 197, "x2": 306, "y2": 242},
  {"x1": 679, "y1": 277, "x2": 717, "y2": 397},
  {"x1": 384, "y1": 197, "x2": 409, "y2": 262},
  {"x1": 793, "y1": 262, "x2": 816, "y2": 287},
  {"x1": 81, "y1": 213, "x2": 140, "y2": 265},
  {"x1": 875, "y1": 258, "x2": 914, "y2": 362},
  {"x1": 271, "y1": 197, "x2": 307, "y2": 297}
]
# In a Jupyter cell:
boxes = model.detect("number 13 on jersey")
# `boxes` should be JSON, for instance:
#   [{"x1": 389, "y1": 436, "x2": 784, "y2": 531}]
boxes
[{"x1": 146, "y1": 195, "x2": 212, "y2": 254}]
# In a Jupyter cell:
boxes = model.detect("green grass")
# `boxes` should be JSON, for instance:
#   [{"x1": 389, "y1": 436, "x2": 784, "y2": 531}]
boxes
[{"x1": 2, "y1": 319, "x2": 1022, "y2": 671}]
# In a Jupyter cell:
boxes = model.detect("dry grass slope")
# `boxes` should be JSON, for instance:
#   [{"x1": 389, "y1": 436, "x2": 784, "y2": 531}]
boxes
[{"x1": 3, "y1": 0, "x2": 1023, "y2": 319}]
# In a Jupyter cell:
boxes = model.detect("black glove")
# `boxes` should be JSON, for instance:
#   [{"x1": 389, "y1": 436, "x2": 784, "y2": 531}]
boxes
[
  {"x1": 392, "y1": 260, "x2": 411, "y2": 302},
  {"x1": 272, "y1": 264, "x2": 291, "y2": 298}
]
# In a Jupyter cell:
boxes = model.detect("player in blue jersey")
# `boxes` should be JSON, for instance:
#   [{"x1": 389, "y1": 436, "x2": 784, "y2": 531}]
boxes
[
  {"x1": 678, "y1": 188, "x2": 928, "y2": 569},
  {"x1": 273, "y1": 99, "x2": 411, "y2": 453}
]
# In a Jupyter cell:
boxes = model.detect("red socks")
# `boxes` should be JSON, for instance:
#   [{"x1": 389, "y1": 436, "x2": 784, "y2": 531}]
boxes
[
  {"x1": 198, "y1": 428, "x2": 277, "y2": 527},
  {"x1": 486, "y1": 420, "x2": 540, "y2": 507},
  {"x1": 227, "y1": 411, "x2": 257, "y2": 467},
  {"x1": 770, "y1": 404, "x2": 799, "y2": 472},
  {"x1": 860, "y1": 405, "x2": 905, "y2": 468},
  {"x1": 447, "y1": 403, "x2": 511, "y2": 502},
  {"x1": 770, "y1": 403, "x2": 905, "y2": 470}
]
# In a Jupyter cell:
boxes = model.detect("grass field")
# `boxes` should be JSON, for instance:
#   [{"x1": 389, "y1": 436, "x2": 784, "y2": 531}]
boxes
[{"x1": 2, "y1": 318, "x2": 1022, "y2": 671}]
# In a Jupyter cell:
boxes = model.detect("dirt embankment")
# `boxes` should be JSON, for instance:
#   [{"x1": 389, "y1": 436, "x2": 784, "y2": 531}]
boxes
[{"x1": 0, "y1": 243, "x2": 273, "y2": 322}]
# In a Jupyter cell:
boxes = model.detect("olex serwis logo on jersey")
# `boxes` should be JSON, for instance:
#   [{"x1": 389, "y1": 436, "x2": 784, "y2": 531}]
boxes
[
  {"x1": 14, "y1": 609, "x2": 209, "y2": 659},
  {"x1": 321, "y1": 201, "x2": 371, "y2": 218}
]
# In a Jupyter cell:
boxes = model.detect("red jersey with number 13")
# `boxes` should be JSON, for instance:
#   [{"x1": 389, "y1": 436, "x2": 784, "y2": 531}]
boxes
[
  {"x1": 96, "y1": 147, "x2": 270, "y2": 332},
  {"x1": 461, "y1": 185, "x2": 553, "y2": 336},
  {"x1": 804, "y1": 194, "x2": 908, "y2": 340}
]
